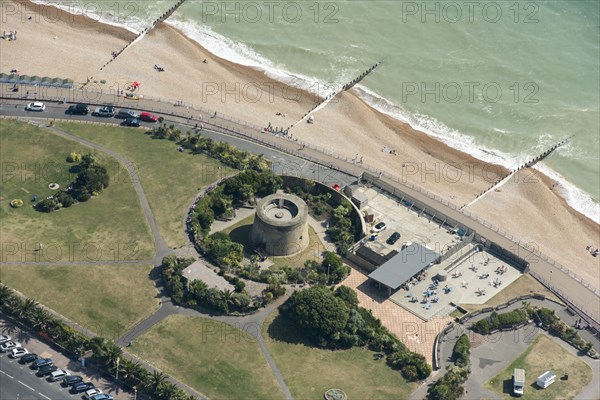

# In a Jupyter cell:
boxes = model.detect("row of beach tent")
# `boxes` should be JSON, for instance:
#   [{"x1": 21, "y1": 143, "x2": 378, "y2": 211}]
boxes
[{"x1": 0, "y1": 73, "x2": 74, "y2": 88}]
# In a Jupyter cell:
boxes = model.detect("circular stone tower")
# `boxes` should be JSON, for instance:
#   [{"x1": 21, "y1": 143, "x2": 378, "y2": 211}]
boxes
[{"x1": 252, "y1": 193, "x2": 309, "y2": 256}]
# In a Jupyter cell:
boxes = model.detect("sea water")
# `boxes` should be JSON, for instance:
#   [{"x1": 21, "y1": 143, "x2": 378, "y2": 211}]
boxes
[{"x1": 33, "y1": 0, "x2": 600, "y2": 222}]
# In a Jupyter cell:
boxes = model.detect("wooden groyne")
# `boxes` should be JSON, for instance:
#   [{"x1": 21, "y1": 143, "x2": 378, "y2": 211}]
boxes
[
  {"x1": 342, "y1": 61, "x2": 381, "y2": 91},
  {"x1": 100, "y1": 0, "x2": 188, "y2": 71},
  {"x1": 288, "y1": 61, "x2": 382, "y2": 131},
  {"x1": 460, "y1": 135, "x2": 573, "y2": 210}
]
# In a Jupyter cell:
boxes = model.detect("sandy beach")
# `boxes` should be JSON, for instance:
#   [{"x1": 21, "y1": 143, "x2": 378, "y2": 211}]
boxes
[{"x1": 2, "y1": 0, "x2": 598, "y2": 289}]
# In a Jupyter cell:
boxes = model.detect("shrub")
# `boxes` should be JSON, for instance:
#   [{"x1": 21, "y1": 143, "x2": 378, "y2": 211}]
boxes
[
  {"x1": 35, "y1": 198, "x2": 60, "y2": 212},
  {"x1": 452, "y1": 334, "x2": 470, "y2": 367},
  {"x1": 67, "y1": 152, "x2": 82, "y2": 163},
  {"x1": 401, "y1": 365, "x2": 419, "y2": 381}
]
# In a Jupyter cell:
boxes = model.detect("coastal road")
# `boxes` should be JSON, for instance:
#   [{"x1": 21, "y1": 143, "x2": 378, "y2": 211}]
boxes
[{"x1": 1, "y1": 95, "x2": 598, "y2": 326}]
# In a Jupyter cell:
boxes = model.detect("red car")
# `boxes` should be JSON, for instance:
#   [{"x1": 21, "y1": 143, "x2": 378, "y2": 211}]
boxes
[{"x1": 139, "y1": 112, "x2": 158, "y2": 122}]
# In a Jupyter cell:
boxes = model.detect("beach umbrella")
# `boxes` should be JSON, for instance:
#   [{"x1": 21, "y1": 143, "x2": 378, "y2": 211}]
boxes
[
  {"x1": 8, "y1": 74, "x2": 20, "y2": 83},
  {"x1": 0, "y1": 73, "x2": 9, "y2": 83},
  {"x1": 30, "y1": 76, "x2": 42, "y2": 84},
  {"x1": 41, "y1": 77, "x2": 53, "y2": 86},
  {"x1": 18, "y1": 75, "x2": 31, "y2": 84},
  {"x1": 50, "y1": 78, "x2": 63, "y2": 87},
  {"x1": 63, "y1": 79, "x2": 74, "y2": 88}
]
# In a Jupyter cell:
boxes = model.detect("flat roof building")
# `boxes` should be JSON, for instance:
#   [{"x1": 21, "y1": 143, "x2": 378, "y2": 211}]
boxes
[{"x1": 368, "y1": 243, "x2": 439, "y2": 295}]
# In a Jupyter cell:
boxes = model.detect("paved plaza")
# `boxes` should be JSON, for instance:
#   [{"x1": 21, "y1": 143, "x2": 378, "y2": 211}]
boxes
[
  {"x1": 342, "y1": 268, "x2": 452, "y2": 364},
  {"x1": 390, "y1": 244, "x2": 523, "y2": 320}
]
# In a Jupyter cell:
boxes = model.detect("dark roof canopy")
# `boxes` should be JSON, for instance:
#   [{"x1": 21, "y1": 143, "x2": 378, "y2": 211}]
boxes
[{"x1": 368, "y1": 243, "x2": 439, "y2": 290}]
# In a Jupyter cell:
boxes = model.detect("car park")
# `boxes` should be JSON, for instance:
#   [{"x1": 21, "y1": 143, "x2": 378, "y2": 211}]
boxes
[
  {"x1": 121, "y1": 117, "x2": 141, "y2": 127},
  {"x1": 67, "y1": 103, "x2": 89, "y2": 115},
  {"x1": 31, "y1": 357, "x2": 53, "y2": 369},
  {"x1": 84, "y1": 388, "x2": 103, "y2": 398},
  {"x1": 92, "y1": 106, "x2": 115, "y2": 117},
  {"x1": 71, "y1": 382, "x2": 95, "y2": 393},
  {"x1": 91, "y1": 394, "x2": 113, "y2": 400},
  {"x1": 25, "y1": 102, "x2": 46, "y2": 111},
  {"x1": 139, "y1": 111, "x2": 158, "y2": 122},
  {"x1": 371, "y1": 221, "x2": 387, "y2": 233},
  {"x1": 0, "y1": 334, "x2": 11, "y2": 343},
  {"x1": 387, "y1": 231, "x2": 401, "y2": 245},
  {"x1": 0, "y1": 341, "x2": 21, "y2": 352},
  {"x1": 20, "y1": 353, "x2": 38, "y2": 364},
  {"x1": 49, "y1": 368, "x2": 70, "y2": 382},
  {"x1": 62, "y1": 375, "x2": 84, "y2": 387},
  {"x1": 36, "y1": 365, "x2": 59, "y2": 377},
  {"x1": 9, "y1": 347, "x2": 29, "y2": 358},
  {"x1": 115, "y1": 109, "x2": 138, "y2": 119}
]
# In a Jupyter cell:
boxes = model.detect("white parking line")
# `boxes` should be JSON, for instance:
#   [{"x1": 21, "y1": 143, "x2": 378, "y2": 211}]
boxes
[
  {"x1": 17, "y1": 380, "x2": 35, "y2": 391},
  {"x1": 0, "y1": 369, "x2": 14, "y2": 379},
  {"x1": 38, "y1": 393, "x2": 51, "y2": 400}
]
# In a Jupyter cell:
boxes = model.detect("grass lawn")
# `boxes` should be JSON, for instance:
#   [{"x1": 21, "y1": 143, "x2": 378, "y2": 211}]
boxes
[
  {"x1": 0, "y1": 263, "x2": 158, "y2": 337},
  {"x1": 130, "y1": 314, "x2": 283, "y2": 400},
  {"x1": 0, "y1": 120, "x2": 154, "y2": 261},
  {"x1": 262, "y1": 311, "x2": 417, "y2": 399},
  {"x1": 485, "y1": 334, "x2": 592, "y2": 399},
  {"x1": 55, "y1": 122, "x2": 235, "y2": 248},
  {"x1": 224, "y1": 214, "x2": 324, "y2": 269},
  {"x1": 460, "y1": 274, "x2": 564, "y2": 313}
]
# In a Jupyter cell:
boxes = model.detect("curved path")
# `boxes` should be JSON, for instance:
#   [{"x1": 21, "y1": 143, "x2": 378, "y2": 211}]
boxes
[
  {"x1": 408, "y1": 298, "x2": 600, "y2": 400},
  {"x1": 2, "y1": 118, "x2": 294, "y2": 399},
  {"x1": 45, "y1": 119, "x2": 293, "y2": 399}
]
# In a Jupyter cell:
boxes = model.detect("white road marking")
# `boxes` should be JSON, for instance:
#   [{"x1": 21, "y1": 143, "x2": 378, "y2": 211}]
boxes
[
  {"x1": 38, "y1": 392, "x2": 51, "y2": 400},
  {"x1": 0, "y1": 369, "x2": 14, "y2": 379},
  {"x1": 17, "y1": 380, "x2": 35, "y2": 391}
]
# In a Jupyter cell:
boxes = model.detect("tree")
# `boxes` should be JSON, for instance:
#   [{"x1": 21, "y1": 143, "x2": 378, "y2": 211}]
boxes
[
  {"x1": 334, "y1": 286, "x2": 359, "y2": 308},
  {"x1": 285, "y1": 287, "x2": 349, "y2": 345},
  {"x1": 144, "y1": 370, "x2": 168, "y2": 394}
]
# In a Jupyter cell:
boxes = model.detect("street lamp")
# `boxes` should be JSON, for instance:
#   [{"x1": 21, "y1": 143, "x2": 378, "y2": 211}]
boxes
[
  {"x1": 115, "y1": 357, "x2": 120, "y2": 380},
  {"x1": 134, "y1": 386, "x2": 137, "y2": 400}
]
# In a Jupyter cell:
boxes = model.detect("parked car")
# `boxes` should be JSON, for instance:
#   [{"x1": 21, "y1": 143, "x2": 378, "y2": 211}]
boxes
[
  {"x1": 92, "y1": 106, "x2": 115, "y2": 117},
  {"x1": 84, "y1": 388, "x2": 103, "y2": 399},
  {"x1": 36, "y1": 365, "x2": 59, "y2": 377},
  {"x1": 387, "y1": 231, "x2": 401, "y2": 245},
  {"x1": 91, "y1": 394, "x2": 113, "y2": 400},
  {"x1": 9, "y1": 347, "x2": 29, "y2": 358},
  {"x1": 0, "y1": 341, "x2": 21, "y2": 352},
  {"x1": 71, "y1": 382, "x2": 95, "y2": 394},
  {"x1": 67, "y1": 103, "x2": 89, "y2": 115},
  {"x1": 30, "y1": 357, "x2": 53, "y2": 369},
  {"x1": 20, "y1": 353, "x2": 38, "y2": 364},
  {"x1": 25, "y1": 102, "x2": 46, "y2": 111},
  {"x1": 115, "y1": 109, "x2": 138, "y2": 119},
  {"x1": 371, "y1": 221, "x2": 387, "y2": 233},
  {"x1": 139, "y1": 112, "x2": 157, "y2": 122},
  {"x1": 61, "y1": 375, "x2": 83, "y2": 387},
  {"x1": 49, "y1": 368, "x2": 70, "y2": 382},
  {"x1": 0, "y1": 334, "x2": 11, "y2": 343},
  {"x1": 121, "y1": 117, "x2": 141, "y2": 127}
]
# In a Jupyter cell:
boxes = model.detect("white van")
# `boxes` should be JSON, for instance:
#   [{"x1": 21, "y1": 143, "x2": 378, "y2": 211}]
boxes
[{"x1": 49, "y1": 369, "x2": 70, "y2": 382}]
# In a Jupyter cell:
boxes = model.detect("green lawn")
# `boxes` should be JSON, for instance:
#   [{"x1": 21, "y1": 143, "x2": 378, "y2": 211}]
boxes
[
  {"x1": 55, "y1": 122, "x2": 235, "y2": 248},
  {"x1": 262, "y1": 311, "x2": 417, "y2": 399},
  {"x1": 486, "y1": 334, "x2": 592, "y2": 399},
  {"x1": 0, "y1": 120, "x2": 154, "y2": 261},
  {"x1": 130, "y1": 314, "x2": 283, "y2": 400},
  {"x1": 223, "y1": 214, "x2": 255, "y2": 252},
  {"x1": 0, "y1": 263, "x2": 159, "y2": 337}
]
